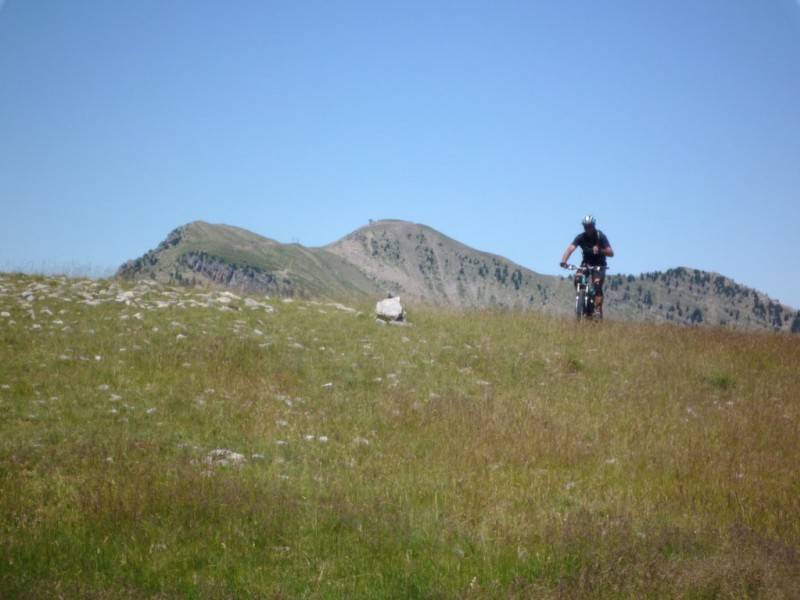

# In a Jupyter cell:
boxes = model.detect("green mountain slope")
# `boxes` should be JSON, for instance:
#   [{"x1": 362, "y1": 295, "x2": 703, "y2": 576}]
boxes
[{"x1": 116, "y1": 221, "x2": 384, "y2": 300}]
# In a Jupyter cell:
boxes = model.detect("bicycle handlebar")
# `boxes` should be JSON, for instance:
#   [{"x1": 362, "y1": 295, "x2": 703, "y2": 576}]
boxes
[{"x1": 561, "y1": 264, "x2": 608, "y2": 272}]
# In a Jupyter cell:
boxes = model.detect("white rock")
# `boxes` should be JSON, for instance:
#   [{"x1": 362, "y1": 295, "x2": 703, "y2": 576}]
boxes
[
  {"x1": 205, "y1": 448, "x2": 246, "y2": 467},
  {"x1": 376, "y1": 296, "x2": 405, "y2": 322}
]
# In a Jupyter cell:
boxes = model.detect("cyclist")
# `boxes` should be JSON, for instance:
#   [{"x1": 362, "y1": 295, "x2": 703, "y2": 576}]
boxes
[{"x1": 560, "y1": 215, "x2": 614, "y2": 319}]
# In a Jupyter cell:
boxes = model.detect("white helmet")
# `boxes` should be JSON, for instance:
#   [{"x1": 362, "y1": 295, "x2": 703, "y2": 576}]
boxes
[{"x1": 581, "y1": 215, "x2": 596, "y2": 227}]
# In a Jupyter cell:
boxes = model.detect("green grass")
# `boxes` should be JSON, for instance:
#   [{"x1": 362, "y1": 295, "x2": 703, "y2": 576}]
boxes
[{"x1": 1, "y1": 273, "x2": 799, "y2": 598}]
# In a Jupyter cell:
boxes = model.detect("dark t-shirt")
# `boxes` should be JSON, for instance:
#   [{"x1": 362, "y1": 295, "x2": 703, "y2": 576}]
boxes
[{"x1": 572, "y1": 230, "x2": 610, "y2": 267}]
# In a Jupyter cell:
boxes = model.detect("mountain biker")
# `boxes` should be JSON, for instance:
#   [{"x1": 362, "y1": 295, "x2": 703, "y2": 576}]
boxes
[{"x1": 560, "y1": 215, "x2": 614, "y2": 319}]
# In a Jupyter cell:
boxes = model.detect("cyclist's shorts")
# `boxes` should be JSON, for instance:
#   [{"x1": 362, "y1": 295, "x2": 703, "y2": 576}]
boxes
[{"x1": 577, "y1": 265, "x2": 606, "y2": 296}]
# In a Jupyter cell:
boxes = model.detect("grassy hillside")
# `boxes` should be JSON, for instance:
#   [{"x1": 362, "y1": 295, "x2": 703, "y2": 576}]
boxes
[
  {"x1": 2, "y1": 273, "x2": 799, "y2": 598},
  {"x1": 117, "y1": 221, "x2": 385, "y2": 300}
]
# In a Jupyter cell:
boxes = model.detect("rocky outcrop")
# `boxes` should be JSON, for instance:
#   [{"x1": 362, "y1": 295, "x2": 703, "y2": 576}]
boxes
[{"x1": 179, "y1": 252, "x2": 296, "y2": 297}]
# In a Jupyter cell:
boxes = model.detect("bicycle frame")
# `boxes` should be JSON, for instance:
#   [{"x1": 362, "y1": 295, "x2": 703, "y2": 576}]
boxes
[{"x1": 563, "y1": 264, "x2": 605, "y2": 321}]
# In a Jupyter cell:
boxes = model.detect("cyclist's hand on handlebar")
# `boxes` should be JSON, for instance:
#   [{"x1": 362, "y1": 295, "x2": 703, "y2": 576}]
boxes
[{"x1": 560, "y1": 262, "x2": 568, "y2": 269}]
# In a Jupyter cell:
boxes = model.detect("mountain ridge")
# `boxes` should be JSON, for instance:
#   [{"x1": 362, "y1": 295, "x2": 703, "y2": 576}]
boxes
[{"x1": 116, "y1": 220, "x2": 800, "y2": 333}]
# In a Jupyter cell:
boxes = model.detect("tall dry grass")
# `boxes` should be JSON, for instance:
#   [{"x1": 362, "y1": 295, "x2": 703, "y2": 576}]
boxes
[{"x1": 1, "y1": 273, "x2": 798, "y2": 598}]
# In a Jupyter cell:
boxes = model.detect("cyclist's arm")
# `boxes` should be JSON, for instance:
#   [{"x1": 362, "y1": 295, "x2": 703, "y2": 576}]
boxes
[
  {"x1": 560, "y1": 244, "x2": 578, "y2": 266},
  {"x1": 600, "y1": 233, "x2": 614, "y2": 258}
]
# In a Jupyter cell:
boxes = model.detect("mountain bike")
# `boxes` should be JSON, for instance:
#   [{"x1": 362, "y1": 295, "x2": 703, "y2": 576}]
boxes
[{"x1": 562, "y1": 264, "x2": 607, "y2": 321}]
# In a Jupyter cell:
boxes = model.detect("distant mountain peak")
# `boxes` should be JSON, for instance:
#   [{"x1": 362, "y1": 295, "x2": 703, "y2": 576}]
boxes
[{"x1": 117, "y1": 221, "x2": 800, "y2": 332}]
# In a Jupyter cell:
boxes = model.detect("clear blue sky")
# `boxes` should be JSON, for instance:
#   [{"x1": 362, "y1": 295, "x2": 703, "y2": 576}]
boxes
[{"x1": 2, "y1": 1, "x2": 800, "y2": 308}]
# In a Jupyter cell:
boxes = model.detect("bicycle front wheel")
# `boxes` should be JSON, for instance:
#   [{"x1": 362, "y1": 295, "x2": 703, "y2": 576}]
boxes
[{"x1": 575, "y1": 289, "x2": 586, "y2": 321}]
